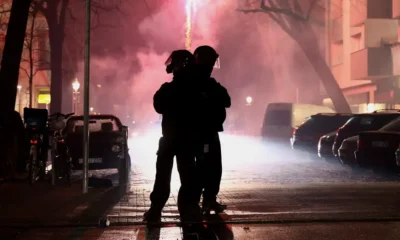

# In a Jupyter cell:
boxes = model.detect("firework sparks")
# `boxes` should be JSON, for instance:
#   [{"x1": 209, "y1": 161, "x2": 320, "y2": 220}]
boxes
[{"x1": 185, "y1": 0, "x2": 195, "y2": 50}]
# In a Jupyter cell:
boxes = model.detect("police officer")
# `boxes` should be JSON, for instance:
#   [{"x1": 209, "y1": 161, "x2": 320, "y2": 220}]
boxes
[
  {"x1": 144, "y1": 50, "x2": 202, "y2": 224},
  {"x1": 192, "y1": 45, "x2": 231, "y2": 214}
]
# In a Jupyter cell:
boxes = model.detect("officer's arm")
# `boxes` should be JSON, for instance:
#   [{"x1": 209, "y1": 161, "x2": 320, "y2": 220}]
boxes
[
  {"x1": 216, "y1": 83, "x2": 231, "y2": 108},
  {"x1": 153, "y1": 83, "x2": 171, "y2": 114}
]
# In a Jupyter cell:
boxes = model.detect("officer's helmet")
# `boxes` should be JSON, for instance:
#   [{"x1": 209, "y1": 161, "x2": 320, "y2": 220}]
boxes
[
  {"x1": 165, "y1": 50, "x2": 194, "y2": 74},
  {"x1": 193, "y1": 45, "x2": 220, "y2": 69}
]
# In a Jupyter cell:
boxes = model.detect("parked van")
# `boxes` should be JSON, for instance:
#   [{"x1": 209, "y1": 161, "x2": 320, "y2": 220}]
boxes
[{"x1": 261, "y1": 103, "x2": 335, "y2": 141}]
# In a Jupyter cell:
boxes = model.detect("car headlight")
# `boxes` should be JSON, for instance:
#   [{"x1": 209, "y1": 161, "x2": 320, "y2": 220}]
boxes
[{"x1": 112, "y1": 145, "x2": 121, "y2": 152}]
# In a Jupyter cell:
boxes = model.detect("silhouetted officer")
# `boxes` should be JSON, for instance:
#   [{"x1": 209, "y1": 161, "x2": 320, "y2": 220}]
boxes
[
  {"x1": 144, "y1": 50, "x2": 202, "y2": 224},
  {"x1": 192, "y1": 45, "x2": 231, "y2": 214}
]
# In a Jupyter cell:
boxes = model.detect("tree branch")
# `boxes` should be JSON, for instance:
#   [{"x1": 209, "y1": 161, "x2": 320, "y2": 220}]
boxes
[{"x1": 237, "y1": 0, "x2": 320, "y2": 22}]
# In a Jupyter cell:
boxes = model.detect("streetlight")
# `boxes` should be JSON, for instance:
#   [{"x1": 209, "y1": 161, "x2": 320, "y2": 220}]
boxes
[
  {"x1": 72, "y1": 79, "x2": 80, "y2": 92},
  {"x1": 246, "y1": 96, "x2": 253, "y2": 105},
  {"x1": 72, "y1": 79, "x2": 80, "y2": 114}
]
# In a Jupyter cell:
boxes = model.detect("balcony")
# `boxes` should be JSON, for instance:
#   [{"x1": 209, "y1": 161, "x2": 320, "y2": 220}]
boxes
[
  {"x1": 351, "y1": 48, "x2": 393, "y2": 80},
  {"x1": 331, "y1": 16, "x2": 343, "y2": 43},
  {"x1": 392, "y1": 45, "x2": 400, "y2": 76},
  {"x1": 350, "y1": 19, "x2": 398, "y2": 48},
  {"x1": 350, "y1": 0, "x2": 392, "y2": 27},
  {"x1": 393, "y1": 0, "x2": 400, "y2": 18}
]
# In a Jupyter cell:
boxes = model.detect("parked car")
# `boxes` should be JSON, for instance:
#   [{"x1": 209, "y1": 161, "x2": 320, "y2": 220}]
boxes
[
  {"x1": 338, "y1": 135, "x2": 359, "y2": 166},
  {"x1": 333, "y1": 112, "x2": 400, "y2": 158},
  {"x1": 318, "y1": 131, "x2": 338, "y2": 159},
  {"x1": 64, "y1": 115, "x2": 131, "y2": 177},
  {"x1": 261, "y1": 102, "x2": 335, "y2": 142},
  {"x1": 291, "y1": 113, "x2": 353, "y2": 155},
  {"x1": 355, "y1": 118, "x2": 400, "y2": 170}
]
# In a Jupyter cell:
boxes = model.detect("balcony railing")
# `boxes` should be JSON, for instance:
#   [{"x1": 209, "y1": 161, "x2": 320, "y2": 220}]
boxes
[
  {"x1": 351, "y1": 48, "x2": 393, "y2": 80},
  {"x1": 350, "y1": 0, "x2": 392, "y2": 26}
]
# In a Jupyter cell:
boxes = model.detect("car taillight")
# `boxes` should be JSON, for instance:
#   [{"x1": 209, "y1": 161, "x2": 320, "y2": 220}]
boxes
[
  {"x1": 30, "y1": 139, "x2": 38, "y2": 144},
  {"x1": 357, "y1": 140, "x2": 362, "y2": 149},
  {"x1": 57, "y1": 139, "x2": 64, "y2": 143}
]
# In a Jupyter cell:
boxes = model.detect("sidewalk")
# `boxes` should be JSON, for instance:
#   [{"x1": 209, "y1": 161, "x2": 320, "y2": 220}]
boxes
[{"x1": 0, "y1": 179, "x2": 124, "y2": 227}]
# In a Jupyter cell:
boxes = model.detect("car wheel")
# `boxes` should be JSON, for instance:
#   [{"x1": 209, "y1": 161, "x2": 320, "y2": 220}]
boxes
[{"x1": 118, "y1": 156, "x2": 128, "y2": 186}]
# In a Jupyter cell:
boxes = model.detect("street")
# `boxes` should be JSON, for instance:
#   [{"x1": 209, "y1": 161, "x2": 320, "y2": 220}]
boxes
[{"x1": 3, "y1": 133, "x2": 400, "y2": 239}]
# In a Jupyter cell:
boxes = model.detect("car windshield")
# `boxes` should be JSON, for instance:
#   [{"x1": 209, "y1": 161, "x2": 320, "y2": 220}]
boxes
[
  {"x1": 342, "y1": 115, "x2": 400, "y2": 131},
  {"x1": 299, "y1": 115, "x2": 351, "y2": 132},
  {"x1": 380, "y1": 118, "x2": 400, "y2": 131},
  {"x1": 66, "y1": 118, "x2": 120, "y2": 133}
]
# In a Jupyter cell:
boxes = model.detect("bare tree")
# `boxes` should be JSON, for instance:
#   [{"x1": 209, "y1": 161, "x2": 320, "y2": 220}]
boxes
[
  {"x1": 238, "y1": 0, "x2": 351, "y2": 113},
  {"x1": 31, "y1": 0, "x2": 123, "y2": 114},
  {"x1": 20, "y1": 7, "x2": 50, "y2": 108}
]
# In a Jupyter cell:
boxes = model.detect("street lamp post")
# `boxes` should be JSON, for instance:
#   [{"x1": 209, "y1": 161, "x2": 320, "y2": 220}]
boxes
[
  {"x1": 246, "y1": 96, "x2": 253, "y2": 135},
  {"x1": 72, "y1": 79, "x2": 80, "y2": 114}
]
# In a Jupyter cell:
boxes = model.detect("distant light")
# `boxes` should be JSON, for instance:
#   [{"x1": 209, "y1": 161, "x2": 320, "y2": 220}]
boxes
[
  {"x1": 17, "y1": 85, "x2": 22, "y2": 90},
  {"x1": 97, "y1": 84, "x2": 101, "y2": 88},
  {"x1": 72, "y1": 79, "x2": 80, "y2": 92},
  {"x1": 132, "y1": 121, "x2": 136, "y2": 124},
  {"x1": 246, "y1": 96, "x2": 253, "y2": 105},
  {"x1": 90, "y1": 107, "x2": 94, "y2": 112},
  {"x1": 367, "y1": 103, "x2": 375, "y2": 112},
  {"x1": 127, "y1": 116, "x2": 130, "y2": 118}
]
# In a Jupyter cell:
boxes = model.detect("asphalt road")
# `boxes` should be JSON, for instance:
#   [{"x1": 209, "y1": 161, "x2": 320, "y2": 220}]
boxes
[
  {"x1": 3, "y1": 222, "x2": 400, "y2": 239},
  {"x1": 3, "y1": 133, "x2": 400, "y2": 239},
  {"x1": 129, "y1": 133, "x2": 400, "y2": 186}
]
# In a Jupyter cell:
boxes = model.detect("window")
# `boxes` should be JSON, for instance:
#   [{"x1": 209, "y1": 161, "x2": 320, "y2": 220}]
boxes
[
  {"x1": 331, "y1": 43, "x2": 343, "y2": 66},
  {"x1": 264, "y1": 110, "x2": 291, "y2": 126},
  {"x1": 351, "y1": 35, "x2": 362, "y2": 53}
]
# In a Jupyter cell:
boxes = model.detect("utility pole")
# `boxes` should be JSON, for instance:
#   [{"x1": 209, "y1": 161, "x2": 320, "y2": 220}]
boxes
[
  {"x1": 82, "y1": 0, "x2": 91, "y2": 194},
  {"x1": 0, "y1": 0, "x2": 31, "y2": 112}
]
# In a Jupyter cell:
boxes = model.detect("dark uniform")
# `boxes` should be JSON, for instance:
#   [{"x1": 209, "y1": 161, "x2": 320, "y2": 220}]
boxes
[
  {"x1": 144, "y1": 50, "x2": 201, "y2": 223},
  {"x1": 192, "y1": 46, "x2": 231, "y2": 213}
]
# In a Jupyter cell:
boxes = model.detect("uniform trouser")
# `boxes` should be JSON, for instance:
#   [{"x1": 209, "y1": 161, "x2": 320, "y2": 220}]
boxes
[
  {"x1": 195, "y1": 133, "x2": 222, "y2": 204},
  {"x1": 149, "y1": 136, "x2": 201, "y2": 222}
]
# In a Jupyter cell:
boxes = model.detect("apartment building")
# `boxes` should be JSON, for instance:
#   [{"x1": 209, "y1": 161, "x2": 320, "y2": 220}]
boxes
[
  {"x1": 0, "y1": 1, "x2": 51, "y2": 116},
  {"x1": 326, "y1": 0, "x2": 400, "y2": 113}
]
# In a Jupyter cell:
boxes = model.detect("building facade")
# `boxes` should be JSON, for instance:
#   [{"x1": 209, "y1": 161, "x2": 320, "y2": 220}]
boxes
[
  {"x1": 0, "y1": 0, "x2": 51, "y2": 117},
  {"x1": 326, "y1": 0, "x2": 400, "y2": 113}
]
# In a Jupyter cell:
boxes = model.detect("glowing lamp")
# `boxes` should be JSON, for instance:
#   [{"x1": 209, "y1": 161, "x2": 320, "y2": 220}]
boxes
[
  {"x1": 72, "y1": 79, "x2": 80, "y2": 92},
  {"x1": 246, "y1": 96, "x2": 253, "y2": 105}
]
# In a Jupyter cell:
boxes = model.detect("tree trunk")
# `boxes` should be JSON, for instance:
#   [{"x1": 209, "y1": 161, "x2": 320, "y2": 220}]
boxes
[
  {"x1": 299, "y1": 41, "x2": 351, "y2": 113},
  {"x1": 48, "y1": 21, "x2": 63, "y2": 114},
  {"x1": 49, "y1": 35, "x2": 63, "y2": 114},
  {"x1": 29, "y1": 12, "x2": 36, "y2": 108},
  {"x1": 0, "y1": 0, "x2": 31, "y2": 112},
  {"x1": 294, "y1": 24, "x2": 351, "y2": 113}
]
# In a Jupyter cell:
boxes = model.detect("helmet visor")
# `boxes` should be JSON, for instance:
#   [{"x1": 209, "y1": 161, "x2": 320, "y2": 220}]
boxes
[
  {"x1": 164, "y1": 55, "x2": 173, "y2": 66},
  {"x1": 213, "y1": 57, "x2": 220, "y2": 69}
]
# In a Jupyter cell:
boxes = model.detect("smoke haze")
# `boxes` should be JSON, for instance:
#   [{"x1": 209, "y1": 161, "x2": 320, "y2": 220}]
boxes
[{"x1": 74, "y1": 0, "x2": 326, "y2": 132}]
